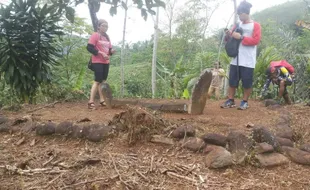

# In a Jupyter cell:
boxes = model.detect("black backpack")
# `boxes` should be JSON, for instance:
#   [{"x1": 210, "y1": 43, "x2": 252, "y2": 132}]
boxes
[{"x1": 225, "y1": 23, "x2": 243, "y2": 58}]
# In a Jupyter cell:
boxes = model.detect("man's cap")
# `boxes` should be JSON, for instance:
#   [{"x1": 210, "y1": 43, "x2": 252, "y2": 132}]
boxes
[{"x1": 237, "y1": 1, "x2": 252, "y2": 15}]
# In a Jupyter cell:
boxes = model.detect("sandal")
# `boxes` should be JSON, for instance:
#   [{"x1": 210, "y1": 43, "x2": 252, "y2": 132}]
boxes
[
  {"x1": 100, "y1": 101, "x2": 106, "y2": 107},
  {"x1": 88, "y1": 102, "x2": 96, "y2": 109}
]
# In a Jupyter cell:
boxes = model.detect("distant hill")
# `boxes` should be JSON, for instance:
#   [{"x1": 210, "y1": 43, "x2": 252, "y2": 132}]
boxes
[{"x1": 253, "y1": 0, "x2": 305, "y2": 26}]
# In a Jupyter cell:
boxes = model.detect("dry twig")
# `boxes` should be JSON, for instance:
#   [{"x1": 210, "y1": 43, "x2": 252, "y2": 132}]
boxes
[
  {"x1": 135, "y1": 169, "x2": 149, "y2": 182},
  {"x1": 107, "y1": 151, "x2": 133, "y2": 189},
  {"x1": 61, "y1": 177, "x2": 110, "y2": 189},
  {"x1": 27, "y1": 101, "x2": 60, "y2": 113},
  {"x1": 2, "y1": 165, "x2": 67, "y2": 175},
  {"x1": 166, "y1": 171, "x2": 197, "y2": 184}
]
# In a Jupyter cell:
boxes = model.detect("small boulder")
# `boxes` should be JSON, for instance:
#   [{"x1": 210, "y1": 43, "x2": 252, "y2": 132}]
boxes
[
  {"x1": 71, "y1": 125, "x2": 84, "y2": 139},
  {"x1": 36, "y1": 122, "x2": 56, "y2": 136},
  {"x1": 275, "y1": 125, "x2": 293, "y2": 140},
  {"x1": 0, "y1": 124, "x2": 9, "y2": 133},
  {"x1": 171, "y1": 125, "x2": 195, "y2": 139},
  {"x1": 86, "y1": 125, "x2": 110, "y2": 142},
  {"x1": 277, "y1": 115, "x2": 290, "y2": 125},
  {"x1": 203, "y1": 144, "x2": 224, "y2": 154},
  {"x1": 276, "y1": 137, "x2": 293, "y2": 147},
  {"x1": 227, "y1": 131, "x2": 254, "y2": 164},
  {"x1": 255, "y1": 153, "x2": 289, "y2": 167},
  {"x1": 22, "y1": 121, "x2": 37, "y2": 133},
  {"x1": 255, "y1": 142, "x2": 274, "y2": 154},
  {"x1": 201, "y1": 133, "x2": 227, "y2": 147},
  {"x1": 55, "y1": 121, "x2": 73, "y2": 135},
  {"x1": 252, "y1": 127, "x2": 280, "y2": 150},
  {"x1": 87, "y1": 125, "x2": 114, "y2": 142},
  {"x1": 0, "y1": 115, "x2": 8, "y2": 125},
  {"x1": 182, "y1": 137, "x2": 205, "y2": 152},
  {"x1": 264, "y1": 99, "x2": 278, "y2": 107},
  {"x1": 205, "y1": 146, "x2": 233, "y2": 169},
  {"x1": 282, "y1": 146, "x2": 310, "y2": 165},
  {"x1": 300, "y1": 143, "x2": 310, "y2": 153},
  {"x1": 267, "y1": 104, "x2": 282, "y2": 110}
]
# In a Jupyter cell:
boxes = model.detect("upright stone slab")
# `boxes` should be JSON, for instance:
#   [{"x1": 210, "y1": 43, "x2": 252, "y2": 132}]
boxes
[
  {"x1": 189, "y1": 69, "x2": 212, "y2": 115},
  {"x1": 101, "y1": 83, "x2": 113, "y2": 109}
]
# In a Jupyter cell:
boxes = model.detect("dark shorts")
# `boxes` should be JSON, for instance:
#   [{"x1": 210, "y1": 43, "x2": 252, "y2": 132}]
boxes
[
  {"x1": 92, "y1": 63, "x2": 109, "y2": 83},
  {"x1": 229, "y1": 65, "x2": 254, "y2": 89}
]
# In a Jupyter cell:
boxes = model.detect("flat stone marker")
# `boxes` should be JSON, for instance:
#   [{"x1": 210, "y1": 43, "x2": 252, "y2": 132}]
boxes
[{"x1": 189, "y1": 69, "x2": 212, "y2": 115}]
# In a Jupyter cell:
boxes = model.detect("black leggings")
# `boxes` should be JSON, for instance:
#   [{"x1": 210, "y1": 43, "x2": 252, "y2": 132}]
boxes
[{"x1": 92, "y1": 63, "x2": 109, "y2": 83}]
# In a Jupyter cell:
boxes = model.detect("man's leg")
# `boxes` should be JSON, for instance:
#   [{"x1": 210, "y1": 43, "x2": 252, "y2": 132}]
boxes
[
  {"x1": 215, "y1": 87, "x2": 221, "y2": 100},
  {"x1": 283, "y1": 85, "x2": 292, "y2": 105},
  {"x1": 243, "y1": 88, "x2": 252, "y2": 101},
  {"x1": 278, "y1": 80, "x2": 286, "y2": 99},
  {"x1": 221, "y1": 65, "x2": 238, "y2": 108},
  {"x1": 238, "y1": 66, "x2": 254, "y2": 110}
]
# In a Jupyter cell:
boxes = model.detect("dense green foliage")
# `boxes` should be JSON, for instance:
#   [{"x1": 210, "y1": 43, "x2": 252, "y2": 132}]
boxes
[{"x1": 0, "y1": 0, "x2": 310, "y2": 107}]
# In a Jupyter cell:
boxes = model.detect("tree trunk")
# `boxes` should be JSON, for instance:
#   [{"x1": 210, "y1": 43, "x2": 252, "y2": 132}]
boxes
[
  {"x1": 233, "y1": 0, "x2": 237, "y2": 25},
  {"x1": 152, "y1": 7, "x2": 160, "y2": 99},
  {"x1": 88, "y1": 0, "x2": 99, "y2": 31},
  {"x1": 120, "y1": 0, "x2": 128, "y2": 98}
]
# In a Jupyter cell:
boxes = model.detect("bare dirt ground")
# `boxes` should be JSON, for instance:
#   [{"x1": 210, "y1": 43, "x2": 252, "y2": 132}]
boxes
[{"x1": 0, "y1": 99, "x2": 310, "y2": 190}]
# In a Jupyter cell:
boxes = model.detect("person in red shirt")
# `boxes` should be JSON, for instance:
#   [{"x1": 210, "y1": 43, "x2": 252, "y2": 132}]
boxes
[{"x1": 87, "y1": 19, "x2": 115, "y2": 109}]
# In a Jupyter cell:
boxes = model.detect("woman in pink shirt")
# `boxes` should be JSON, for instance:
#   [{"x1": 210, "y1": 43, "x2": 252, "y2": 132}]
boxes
[{"x1": 87, "y1": 19, "x2": 115, "y2": 109}]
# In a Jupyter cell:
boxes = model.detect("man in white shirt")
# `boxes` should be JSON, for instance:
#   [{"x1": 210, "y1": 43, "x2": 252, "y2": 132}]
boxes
[{"x1": 221, "y1": 1, "x2": 261, "y2": 110}]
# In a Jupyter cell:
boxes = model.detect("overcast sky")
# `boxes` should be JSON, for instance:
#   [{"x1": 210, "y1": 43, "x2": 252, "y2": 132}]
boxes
[
  {"x1": 75, "y1": 0, "x2": 292, "y2": 45},
  {"x1": 0, "y1": 0, "x2": 293, "y2": 44}
]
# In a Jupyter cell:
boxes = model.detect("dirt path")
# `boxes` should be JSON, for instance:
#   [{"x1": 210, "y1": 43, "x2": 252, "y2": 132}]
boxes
[{"x1": 0, "y1": 99, "x2": 309, "y2": 189}]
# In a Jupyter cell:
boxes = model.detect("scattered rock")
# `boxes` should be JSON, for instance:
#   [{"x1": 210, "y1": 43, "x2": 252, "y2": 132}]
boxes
[
  {"x1": 203, "y1": 144, "x2": 224, "y2": 154},
  {"x1": 0, "y1": 115, "x2": 8, "y2": 124},
  {"x1": 252, "y1": 127, "x2": 280, "y2": 150},
  {"x1": 275, "y1": 125, "x2": 293, "y2": 140},
  {"x1": 30, "y1": 139, "x2": 36, "y2": 147},
  {"x1": 0, "y1": 123, "x2": 9, "y2": 133},
  {"x1": 151, "y1": 135, "x2": 175, "y2": 145},
  {"x1": 279, "y1": 110, "x2": 291, "y2": 116},
  {"x1": 182, "y1": 137, "x2": 205, "y2": 152},
  {"x1": 36, "y1": 122, "x2": 56, "y2": 136},
  {"x1": 86, "y1": 125, "x2": 113, "y2": 142},
  {"x1": 277, "y1": 115, "x2": 290, "y2": 125},
  {"x1": 300, "y1": 143, "x2": 310, "y2": 153},
  {"x1": 55, "y1": 121, "x2": 73, "y2": 135},
  {"x1": 22, "y1": 121, "x2": 37, "y2": 133},
  {"x1": 12, "y1": 115, "x2": 32, "y2": 126},
  {"x1": 227, "y1": 131, "x2": 254, "y2": 152},
  {"x1": 246, "y1": 122, "x2": 255, "y2": 128},
  {"x1": 282, "y1": 146, "x2": 310, "y2": 165},
  {"x1": 171, "y1": 125, "x2": 195, "y2": 139},
  {"x1": 255, "y1": 142, "x2": 274, "y2": 154},
  {"x1": 264, "y1": 99, "x2": 278, "y2": 107},
  {"x1": 227, "y1": 131, "x2": 254, "y2": 164},
  {"x1": 81, "y1": 124, "x2": 92, "y2": 137},
  {"x1": 267, "y1": 104, "x2": 282, "y2": 110},
  {"x1": 15, "y1": 137, "x2": 26, "y2": 146},
  {"x1": 276, "y1": 137, "x2": 293, "y2": 147},
  {"x1": 205, "y1": 146, "x2": 233, "y2": 169},
  {"x1": 201, "y1": 133, "x2": 227, "y2": 147},
  {"x1": 77, "y1": 118, "x2": 91, "y2": 123},
  {"x1": 71, "y1": 125, "x2": 84, "y2": 139},
  {"x1": 255, "y1": 153, "x2": 289, "y2": 167}
]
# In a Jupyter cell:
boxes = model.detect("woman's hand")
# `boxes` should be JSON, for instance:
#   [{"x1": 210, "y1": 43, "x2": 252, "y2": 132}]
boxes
[{"x1": 99, "y1": 51, "x2": 109, "y2": 59}]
